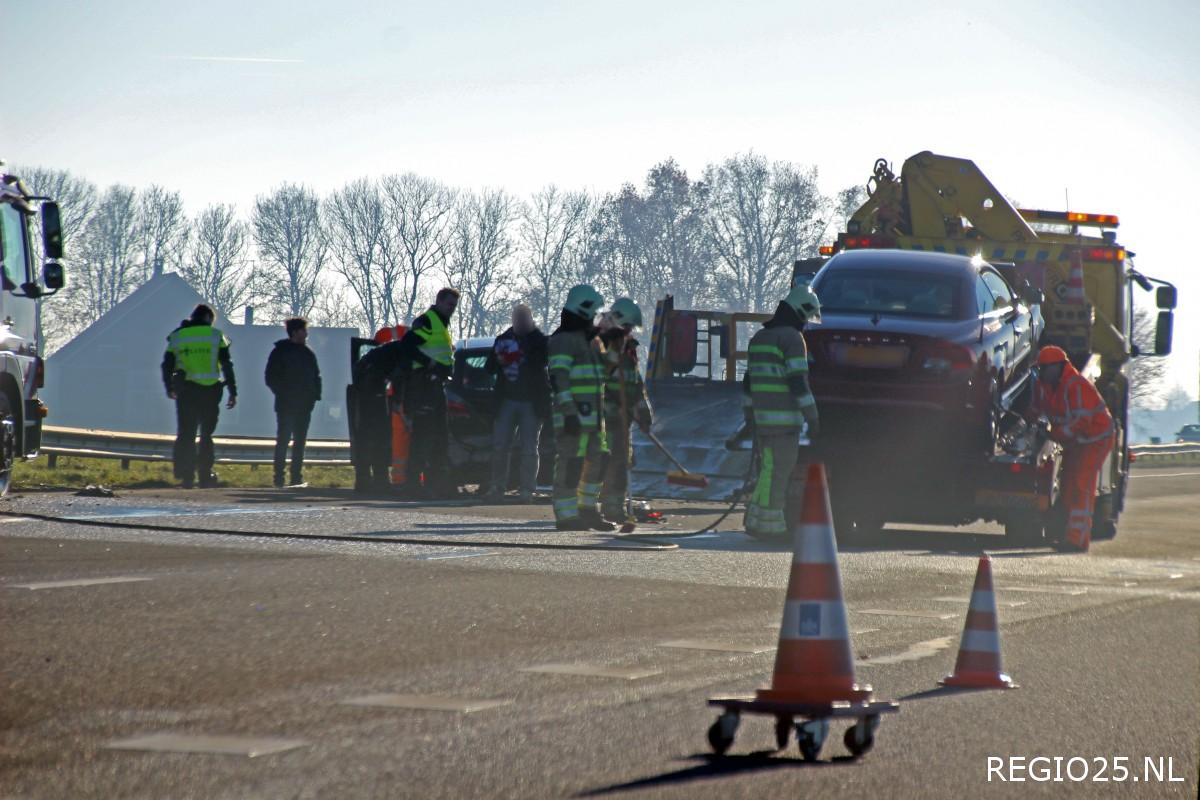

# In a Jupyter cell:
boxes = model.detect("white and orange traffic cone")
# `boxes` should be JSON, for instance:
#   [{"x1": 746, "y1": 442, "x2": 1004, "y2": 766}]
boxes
[
  {"x1": 941, "y1": 554, "x2": 1017, "y2": 689},
  {"x1": 1064, "y1": 250, "x2": 1087, "y2": 305},
  {"x1": 756, "y1": 462, "x2": 872, "y2": 705}
]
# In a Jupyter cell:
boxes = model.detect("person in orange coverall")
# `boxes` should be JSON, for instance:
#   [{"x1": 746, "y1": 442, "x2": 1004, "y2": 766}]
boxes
[{"x1": 1028, "y1": 345, "x2": 1114, "y2": 551}]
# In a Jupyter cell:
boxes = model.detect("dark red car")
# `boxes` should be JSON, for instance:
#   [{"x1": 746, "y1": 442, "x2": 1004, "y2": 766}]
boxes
[{"x1": 806, "y1": 249, "x2": 1043, "y2": 530}]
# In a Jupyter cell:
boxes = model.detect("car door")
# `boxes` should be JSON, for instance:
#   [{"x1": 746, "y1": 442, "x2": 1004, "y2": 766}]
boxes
[
  {"x1": 982, "y1": 269, "x2": 1034, "y2": 376},
  {"x1": 974, "y1": 271, "x2": 1014, "y2": 385}
]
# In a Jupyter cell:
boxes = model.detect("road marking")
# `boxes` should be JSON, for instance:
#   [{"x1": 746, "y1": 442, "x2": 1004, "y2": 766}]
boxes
[
  {"x1": 418, "y1": 552, "x2": 495, "y2": 561},
  {"x1": 763, "y1": 624, "x2": 878, "y2": 635},
  {"x1": 10, "y1": 576, "x2": 152, "y2": 590},
  {"x1": 659, "y1": 639, "x2": 776, "y2": 654},
  {"x1": 1059, "y1": 578, "x2": 1138, "y2": 587},
  {"x1": 1110, "y1": 570, "x2": 1183, "y2": 580},
  {"x1": 855, "y1": 609, "x2": 957, "y2": 620},
  {"x1": 104, "y1": 733, "x2": 306, "y2": 757},
  {"x1": 858, "y1": 636, "x2": 956, "y2": 667},
  {"x1": 933, "y1": 597, "x2": 1028, "y2": 608},
  {"x1": 0, "y1": 516, "x2": 31, "y2": 524},
  {"x1": 1129, "y1": 471, "x2": 1200, "y2": 479},
  {"x1": 342, "y1": 694, "x2": 512, "y2": 713},
  {"x1": 520, "y1": 663, "x2": 662, "y2": 680},
  {"x1": 1002, "y1": 586, "x2": 1087, "y2": 596}
]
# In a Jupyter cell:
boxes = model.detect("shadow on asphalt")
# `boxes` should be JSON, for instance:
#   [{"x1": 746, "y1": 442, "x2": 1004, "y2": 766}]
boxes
[{"x1": 577, "y1": 751, "x2": 859, "y2": 796}]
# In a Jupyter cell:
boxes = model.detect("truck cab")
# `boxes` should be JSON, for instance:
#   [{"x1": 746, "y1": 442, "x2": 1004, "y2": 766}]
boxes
[{"x1": 0, "y1": 168, "x2": 67, "y2": 492}]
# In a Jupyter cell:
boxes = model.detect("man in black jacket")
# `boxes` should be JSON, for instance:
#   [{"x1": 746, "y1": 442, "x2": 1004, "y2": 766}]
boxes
[
  {"x1": 395, "y1": 288, "x2": 458, "y2": 497},
  {"x1": 265, "y1": 318, "x2": 322, "y2": 488},
  {"x1": 484, "y1": 304, "x2": 550, "y2": 502}
]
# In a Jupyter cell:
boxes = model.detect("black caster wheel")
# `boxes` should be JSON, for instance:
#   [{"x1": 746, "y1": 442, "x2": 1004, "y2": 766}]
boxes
[
  {"x1": 707, "y1": 712, "x2": 738, "y2": 756},
  {"x1": 774, "y1": 716, "x2": 793, "y2": 751},
  {"x1": 795, "y1": 719, "x2": 828, "y2": 762},
  {"x1": 844, "y1": 720, "x2": 876, "y2": 757}
]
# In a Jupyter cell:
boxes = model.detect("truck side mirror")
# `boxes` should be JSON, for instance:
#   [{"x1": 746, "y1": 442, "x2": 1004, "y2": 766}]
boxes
[
  {"x1": 40, "y1": 202, "x2": 63, "y2": 260},
  {"x1": 1154, "y1": 311, "x2": 1173, "y2": 356},
  {"x1": 1021, "y1": 283, "x2": 1043, "y2": 305},
  {"x1": 1156, "y1": 285, "x2": 1177, "y2": 310},
  {"x1": 43, "y1": 262, "x2": 65, "y2": 291}
]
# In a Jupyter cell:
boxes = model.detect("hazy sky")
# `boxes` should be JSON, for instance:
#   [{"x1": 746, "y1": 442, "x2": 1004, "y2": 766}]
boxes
[{"x1": 6, "y1": 0, "x2": 1199, "y2": 397}]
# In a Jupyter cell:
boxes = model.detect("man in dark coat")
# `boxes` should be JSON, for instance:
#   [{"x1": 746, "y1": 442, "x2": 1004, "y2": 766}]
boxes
[
  {"x1": 350, "y1": 338, "x2": 408, "y2": 492},
  {"x1": 484, "y1": 304, "x2": 550, "y2": 502},
  {"x1": 265, "y1": 317, "x2": 322, "y2": 488}
]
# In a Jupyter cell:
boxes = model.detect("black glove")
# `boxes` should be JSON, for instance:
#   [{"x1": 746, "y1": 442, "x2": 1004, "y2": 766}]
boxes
[{"x1": 563, "y1": 415, "x2": 582, "y2": 436}]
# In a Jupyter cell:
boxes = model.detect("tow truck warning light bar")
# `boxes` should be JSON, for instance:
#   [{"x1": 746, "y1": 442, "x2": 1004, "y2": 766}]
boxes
[{"x1": 1019, "y1": 209, "x2": 1120, "y2": 227}]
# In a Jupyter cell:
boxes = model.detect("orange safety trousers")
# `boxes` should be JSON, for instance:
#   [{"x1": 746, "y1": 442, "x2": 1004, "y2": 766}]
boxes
[
  {"x1": 1061, "y1": 434, "x2": 1113, "y2": 551},
  {"x1": 375, "y1": 325, "x2": 412, "y2": 485}
]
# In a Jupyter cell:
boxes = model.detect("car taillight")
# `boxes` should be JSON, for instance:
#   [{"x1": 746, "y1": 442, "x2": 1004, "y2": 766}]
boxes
[
  {"x1": 35, "y1": 356, "x2": 44, "y2": 389},
  {"x1": 921, "y1": 343, "x2": 973, "y2": 373}
]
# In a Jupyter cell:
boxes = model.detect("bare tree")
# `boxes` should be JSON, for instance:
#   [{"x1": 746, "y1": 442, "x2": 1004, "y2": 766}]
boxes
[
  {"x1": 1129, "y1": 306, "x2": 1168, "y2": 409},
  {"x1": 635, "y1": 160, "x2": 713, "y2": 308},
  {"x1": 74, "y1": 184, "x2": 143, "y2": 320},
  {"x1": 11, "y1": 165, "x2": 97, "y2": 248},
  {"x1": 380, "y1": 173, "x2": 456, "y2": 324},
  {"x1": 446, "y1": 189, "x2": 520, "y2": 338},
  {"x1": 703, "y1": 153, "x2": 827, "y2": 312},
  {"x1": 833, "y1": 184, "x2": 868, "y2": 231},
  {"x1": 137, "y1": 185, "x2": 189, "y2": 277},
  {"x1": 519, "y1": 185, "x2": 591, "y2": 329},
  {"x1": 252, "y1": 184, "x2": 326, "y2": 318},
  {"x1": 182, "y1": 204, "x2": 253, "y2": 318},
  {"x1": 308, "y1": 278, "x2": 366, "y2": 331},
  {"x1": 324, "y1": 178, "x2": 390, "y2": 333}
]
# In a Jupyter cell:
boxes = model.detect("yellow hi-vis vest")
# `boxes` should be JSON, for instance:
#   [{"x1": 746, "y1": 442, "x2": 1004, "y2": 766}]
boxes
[
  {"x1": 411, "y1": 310, "x2": 454, "y2": 368},
  {"x1": 167, "y1": 324, "x2": 228, "y2": 386}
]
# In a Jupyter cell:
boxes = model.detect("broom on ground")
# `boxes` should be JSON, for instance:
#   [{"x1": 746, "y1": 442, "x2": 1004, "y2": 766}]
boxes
[{"x1": 644, "y1": 430, "x2": 710, "y2": 489}]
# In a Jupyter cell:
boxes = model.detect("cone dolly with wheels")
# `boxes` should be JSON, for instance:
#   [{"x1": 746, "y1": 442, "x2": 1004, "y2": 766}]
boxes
[{"x1": 705, "y1": 463, "x2": 897, "y2": 760}]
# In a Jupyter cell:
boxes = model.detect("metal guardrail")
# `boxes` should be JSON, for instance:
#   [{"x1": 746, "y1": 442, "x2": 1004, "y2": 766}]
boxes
[
  {"x1": 1129, "y1": 441, "x2": 1200, "y2": 466},
  {"x1": 40, "y1": 425, "x2": 351, "y2": 469}
]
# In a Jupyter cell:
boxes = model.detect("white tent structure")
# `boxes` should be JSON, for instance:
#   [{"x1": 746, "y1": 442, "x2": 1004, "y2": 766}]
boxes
[{"x1": 43, "y1": 274, "x2": 357, "y2": 438}]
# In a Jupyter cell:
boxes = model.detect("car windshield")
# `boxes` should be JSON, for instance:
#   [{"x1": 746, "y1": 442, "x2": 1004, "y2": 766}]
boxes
[{"x1": 815, "y1": 269, "x2": 962, "y2": 319}]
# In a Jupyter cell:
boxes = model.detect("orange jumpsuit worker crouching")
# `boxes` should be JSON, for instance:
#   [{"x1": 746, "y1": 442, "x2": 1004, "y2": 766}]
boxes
[{"x1": 1028, "y1": 345, "x2": 1114, "y2": 552}]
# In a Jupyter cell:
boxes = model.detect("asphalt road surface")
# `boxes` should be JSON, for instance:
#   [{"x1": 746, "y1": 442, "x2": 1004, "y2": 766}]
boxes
[{"x1": 2, "y1": 468, "x2": 1197, "y2": 799}]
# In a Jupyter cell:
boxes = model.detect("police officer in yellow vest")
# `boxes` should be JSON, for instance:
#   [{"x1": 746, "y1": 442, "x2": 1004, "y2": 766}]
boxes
[
  {"x1": 742, "y1": 284, "x2": 821, "y2": 540},
  {"x1": 396, "y1": 287, "x2": 458, "y2": 498},
  {"x1": 161, "y1": 303, "x2": 237, "y2": 488},
  {"x1": 548, "y1": 285, "x2": 613, "y2": 531},
  {"x1": 597, "y1": 298, "x2": 653, "y2": 524}
]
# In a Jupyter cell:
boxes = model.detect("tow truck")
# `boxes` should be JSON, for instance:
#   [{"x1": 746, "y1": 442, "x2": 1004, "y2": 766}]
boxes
[
  {"x1": 634, "y1": 151, "x2": 1175, "y2": 545},
  {"x1": 816, "y1": 151, "x2": 1176, "y2": 542},
  {"x1": 0, "y1": 165, "x2": 67, "y2": 494}
]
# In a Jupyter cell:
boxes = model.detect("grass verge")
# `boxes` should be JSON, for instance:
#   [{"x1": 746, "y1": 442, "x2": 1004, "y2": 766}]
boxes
[{"x1": 13, "y1": 457, "x2": 356, "y2": 491}]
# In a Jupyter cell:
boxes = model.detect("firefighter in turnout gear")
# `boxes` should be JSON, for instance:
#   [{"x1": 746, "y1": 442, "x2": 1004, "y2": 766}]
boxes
[
  {"x1": 548, "y1": 284, "x2": 613, "y2": 531},
  {"x1": 1028, "y1": 345, "x2": 1115, "y2": 552},
  {"x1": 598, "y1": 298, "x2": 653, "y2": 524},
  {"x1": 161, "y1": 303, "x2": 237, "y2": 488},
  {"x1": 396, "y1": 288, "x2": 459, "y2": 497},
  {"x1": 742, "y1": 283, "x2": 821, "y2": 540}
]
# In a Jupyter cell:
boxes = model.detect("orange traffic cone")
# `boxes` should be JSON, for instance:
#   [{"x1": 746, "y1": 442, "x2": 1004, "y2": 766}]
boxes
[
  {"x1": 756, "y1": 463, "x2": 872, "y2": 704},
  {"x1": 941, "y1": 555, "x2": 1017, "y2": 689},
  {"x1": 1064, "y1": 250, "x2": 1087, "y2": 304}
]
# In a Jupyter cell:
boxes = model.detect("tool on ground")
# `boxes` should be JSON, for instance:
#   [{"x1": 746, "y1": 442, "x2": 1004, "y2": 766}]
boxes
[
  {"x1": 705, "y1": 462, "x2": 897, "y2": 761},
  {"x1": 940, "y1": 554, "x2": 1018, "y2": 689},
  {"x1": 643, "y1": 430, "x2": 710, "y2": 489}
]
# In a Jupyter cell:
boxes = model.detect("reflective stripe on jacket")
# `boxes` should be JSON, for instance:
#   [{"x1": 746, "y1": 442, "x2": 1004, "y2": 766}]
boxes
[
  {"x1": 745, "y1": 326, "x2": 816, "y2": 431},
  {"x1": 1032, "y1": 364, "x2": 1113, "y2": 446},
  {"x1": 548, "y1": 329, "x2": 605, "y2": 431},
  {"x1": 167, "y1": 325, "x2": 228, "y2": 385},
  {"x1": 604, "y1": 339, "x2": 651, "y2": 425}
]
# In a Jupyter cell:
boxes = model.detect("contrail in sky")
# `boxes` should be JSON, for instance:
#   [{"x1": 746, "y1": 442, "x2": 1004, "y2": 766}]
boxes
[{"x1": 172, "y1": 56, "x2": 304, "y2": 64}]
